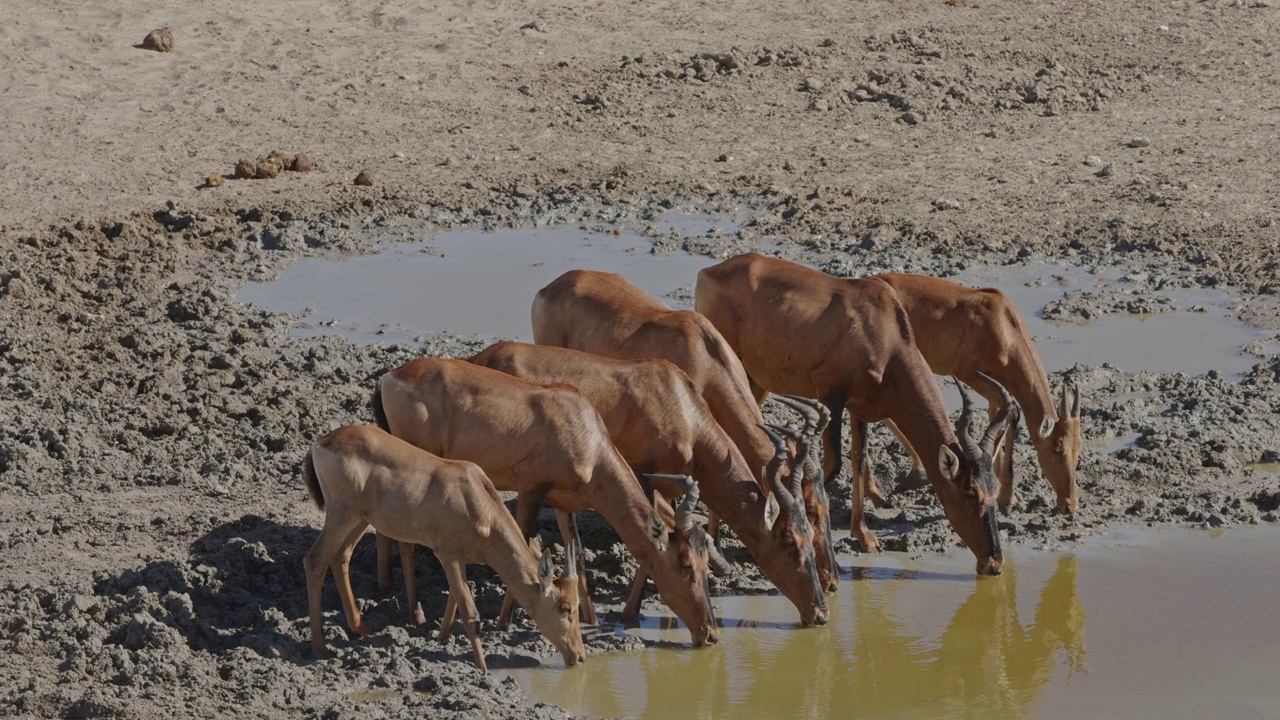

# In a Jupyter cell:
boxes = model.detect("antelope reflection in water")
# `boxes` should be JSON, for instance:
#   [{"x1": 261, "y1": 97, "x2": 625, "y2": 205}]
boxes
[{"x1": 517, "y1": 555, "x2": 1087, "y2": 719}]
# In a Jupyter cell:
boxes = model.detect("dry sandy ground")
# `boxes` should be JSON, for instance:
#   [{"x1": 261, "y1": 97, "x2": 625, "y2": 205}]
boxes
[{"x1": 2, "y1": 0, "x2": 1280, "y2": 718}]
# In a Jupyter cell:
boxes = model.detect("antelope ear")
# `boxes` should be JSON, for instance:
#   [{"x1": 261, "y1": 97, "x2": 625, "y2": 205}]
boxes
[
  {"x1": 938, "y1": 445, "x2": 961, "y2": 481},
  {"x1": 537, "y1": 547, "x2": 556, "y2": 588},
  {"x1": 763, "y1": 492, "x2": 781, "y2": 531},
  {"x1": 1071, "y1": 384, "x2": 1082, "y2": 420},
  {"x1": 1039, "y1": 416, "x2": 1056, "y2": 440},
  {"x1": 648, "y1": 509, "x2": 669, "y2": 551}
]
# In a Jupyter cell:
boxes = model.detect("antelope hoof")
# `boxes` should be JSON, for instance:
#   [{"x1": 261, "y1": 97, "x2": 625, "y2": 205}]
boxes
[
  {"x1": 351, "y1": 622, "x2": 372, "y2": 639},
  {"x1": 998, "y1": 494, "x2": 1020, "y2": 514},
  {"x1": 867, "y1": 487, "x2": 892, "y2": 509},
  {"x1": 410, "y1": 603, "x2": 427, "y2": 627},
  {"x1": 312, "y1": 642, "x2": 335, "y2": 659},
  {"x1": 852, "y1": 529, "x2": 881, "y2": 553}
]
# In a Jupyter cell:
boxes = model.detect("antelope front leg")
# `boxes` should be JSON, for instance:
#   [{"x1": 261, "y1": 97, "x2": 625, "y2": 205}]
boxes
[
  {"x1": 622, "y1": 567, "x2": 649, "y2": 624},
  {"x1": 437, "y1": 596, "x2": 458, "y2": 641},
  {"x1": 883, "y1": 419, "x2": 926, "y2": 499},
  {"x1": 376, "y1": 531, "x2": 394, "y2": 596},
  {"x1": 499, "y1": 490, "x2": 546, "y2": 627},
  {"x1": 399, "y1": 541, "x2": 426, "y2": 626},
  {"x1": 849, "y1": 419, "x2": 880, "y2": 553},
  {"x1": 441, "y1": 557, "x2": 487, "y2": 672}
]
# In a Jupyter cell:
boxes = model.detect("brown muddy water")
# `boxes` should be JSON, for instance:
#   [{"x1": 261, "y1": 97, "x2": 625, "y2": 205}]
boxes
[
  {"x1": 236, "y1": 223, "x2": 1271, "y2": 377},
  {"x1": 505, "y1": 525, "x2": 1280, "y2": 720}
]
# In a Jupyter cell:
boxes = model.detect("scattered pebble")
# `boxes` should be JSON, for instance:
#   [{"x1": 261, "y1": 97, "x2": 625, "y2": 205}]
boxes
[
  {"x1": 1084, "y1": 155, "x2": 1103, "y2": 166},
  {"x1": 1129, "y1": 136, "x2": 1151, "y2": 148},
  {"x1": 353, "y1": 171, "x2": 376, "y2": 186},
  {"x1": 204, "y1": 175, "x2": 224, "y2": 188}
]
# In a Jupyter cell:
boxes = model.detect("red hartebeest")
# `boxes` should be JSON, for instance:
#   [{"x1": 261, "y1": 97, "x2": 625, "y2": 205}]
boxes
[{"x1": 695, "y1": 253, "x2": 1013, "y2": 576}]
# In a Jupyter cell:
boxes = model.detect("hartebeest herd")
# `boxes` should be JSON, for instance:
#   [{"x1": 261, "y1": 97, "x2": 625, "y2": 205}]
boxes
[{"x1": 301, "y1": 250, "x2": 1083, "y2": 670}]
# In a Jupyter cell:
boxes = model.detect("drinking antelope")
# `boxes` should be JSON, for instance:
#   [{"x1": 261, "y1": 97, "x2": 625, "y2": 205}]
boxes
[
  {"x1": 300, "y1": 424, "x2": 585, "y2": 670},
  {"x1": 372, "y1": 358, "x2": 720, "y2": 646},
  {"x1": 695, "y1": 253, "x2": 1013, "y2": 576}
]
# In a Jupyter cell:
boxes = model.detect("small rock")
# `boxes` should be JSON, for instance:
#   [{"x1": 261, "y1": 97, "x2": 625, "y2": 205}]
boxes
[
  {"x1": 1128, "y1": 136, "x2": 1151, "y2": 148},
  {"x1": 254, "y1": 162, "x2": 279, "y2": 180},
  {"x1": 1096, "y1": 163, "x2": 1114, "y2": 178},
  {"x1": 142, "y1": 27, "x2": 175, "y2": 53},
  {"x1": 801, "y1": 77, "x2": 824, "y2": 93},
  {"x1": 1084, "y1": 155, "x2": 1103, "y2": 167},
  {"x1": 716, "y1": 153, "x2": 732, "y2": 163},
  {"x1": 204, "y1": 175, "x2": 224, "y2": 188},
  {"x1": 353, "y1": 171, "x2": 376, "y2": 186},
  {"x1": 290, "y1": 153, "x2": 314, "y2": 172},
  {"x1": 234, "y1": 159, "x2": 256, "y2": 179},
  {"x1": 517, "y1": 84, "x2": 533, "y2": 96},
  {"x1": 899, "y1": 111, "x2": 921, "y2": 125},
  {"x1": 931, "y1": 197, "x2": 961, "y2": 211},
  {"x1": 519, "y1": 20, "x2": 546, "y2": 32}
]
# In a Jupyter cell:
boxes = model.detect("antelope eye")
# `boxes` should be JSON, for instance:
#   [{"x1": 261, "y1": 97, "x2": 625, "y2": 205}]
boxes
[{"x1": 559, "y1": 605, "x2": 571, "y2": 615}]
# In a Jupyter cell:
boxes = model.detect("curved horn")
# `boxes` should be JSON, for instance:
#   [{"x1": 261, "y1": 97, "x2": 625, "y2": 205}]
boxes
[
  {"x1": 811, "y1": 400, "x2": 831, "y2": 434},
  {"x1": 773, "y1": 395, "x2": 819, "y2": 436},
  {"x1": 758, "y1": 424, "x2": 798, "y2": 513},
  {"x1": 563, "y1": 533, "x2": 578, "y2": 579},
  {"x1": 976, "y1": 371, "x2": 1018, "y2": 456},
  {"x1": 706, "y1": 535, "x2": 732, "y2": 576},
  {"x1": 675, "y1": 482, "x2": 700, "y2": 533},
  {"x1": 953, "y1": 379, "x2": 984, "y2": 460},
  {"x1": 643, "y1": 473, "x2": 695, "y2": 495},
  {"x1": 769, "y1": 424, "x2": 810, "y2": 502}
]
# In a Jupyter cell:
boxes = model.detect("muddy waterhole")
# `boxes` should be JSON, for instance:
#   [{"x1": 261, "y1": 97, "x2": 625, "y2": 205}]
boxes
[{"x1": 240, "y1": 220, "x2": 1278, "y2": 719}]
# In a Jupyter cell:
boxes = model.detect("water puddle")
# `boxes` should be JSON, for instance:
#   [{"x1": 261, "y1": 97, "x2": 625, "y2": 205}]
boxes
[
  {"x1": 237, "y1": 226, "x2": 712, "y2": 344},
  {"x1": 237, "y1": 224, "x2": 1270, "y2": 376},
  {"x1": 505, "y1": 524, "x2": 1280, "y2": 719},
  {"x1": 954, "y1": 265, "x2": 1270, "y2": 377},
  {"x1": 1246, "y1": 462, "x2": 1280, "y2": 477}
]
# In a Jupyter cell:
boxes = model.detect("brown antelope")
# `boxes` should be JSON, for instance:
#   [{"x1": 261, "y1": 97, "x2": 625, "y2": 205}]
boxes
[
  {"x1": 299, "y1": 425, "x2": 585, "y2": 671},
  {"x1": 530, "y1": 270, "x2": 841, "y2": 592},
  {"x1": 372, "y1": 358, "x2": 720, "y2": 646},
  {"x1": 469, "y1": 340, "x2": 829, "y2": 626},
  {"x1": 695, "y1": 252, "x2": 1014, "y2": 575},
  {"x1": 872, "y1": 273, "x2": 1082, "y2": 513}
]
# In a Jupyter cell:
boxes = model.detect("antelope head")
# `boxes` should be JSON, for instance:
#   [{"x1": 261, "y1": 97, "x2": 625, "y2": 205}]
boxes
[
  {"x1": 772, "y1": 395, "x2": 841, "y2": 593},
  {"x1": 644, "y1": 474, "x2": 721, "y2": 646},
  {"x1": 756, "y1": 424, "x2": 829, "y2": 626},
  {"x1": 1034, "y1": 382, "x2": 1082, "y2": 514},
  {"x1": 942, "y1": 374, "x2": 1017, "y2": 577},
  {"x1": 528, "y1": 536, "x2": 586, "y2": 666}
]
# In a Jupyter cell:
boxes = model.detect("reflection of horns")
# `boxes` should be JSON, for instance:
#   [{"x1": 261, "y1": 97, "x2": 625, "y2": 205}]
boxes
[
  {"x1": 759, "y1": 424, "x2": 802, "y2": 518},
  {"x1": 975, "y1": 372, "x2": 1018, "y2": 456}
]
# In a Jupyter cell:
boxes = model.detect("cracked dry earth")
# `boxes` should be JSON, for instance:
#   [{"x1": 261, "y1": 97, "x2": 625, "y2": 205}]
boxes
[{"x1": 2, "y1": 0, "x2": 1279, "y2": 717}]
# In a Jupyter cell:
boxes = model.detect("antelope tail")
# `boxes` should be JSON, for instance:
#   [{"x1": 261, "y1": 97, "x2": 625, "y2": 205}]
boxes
[
  {"x1": 302, "y1": 448, "x2": 324, "y2": 512},
  {"x1": 371, "y1": 381, "x2": 390, "y2": 433}
]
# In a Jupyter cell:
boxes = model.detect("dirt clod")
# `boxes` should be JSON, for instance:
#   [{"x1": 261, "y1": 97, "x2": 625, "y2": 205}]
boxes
[
  {"x1": 233, "y1": 159, "x2": 256, "y2": 179},
  {"x1": 141, "y1": 27, "x2": 174, "y2": 53}
]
